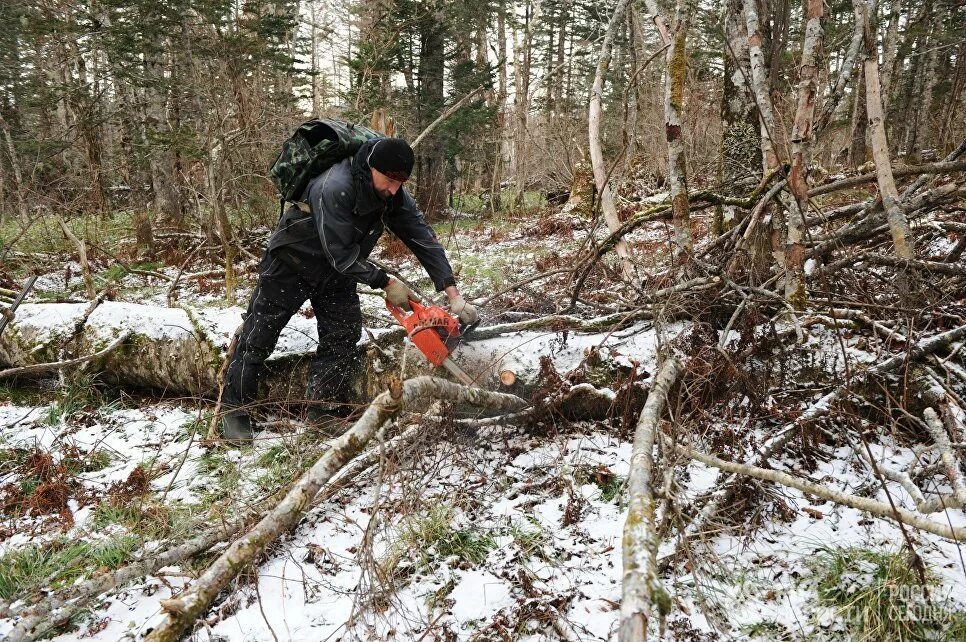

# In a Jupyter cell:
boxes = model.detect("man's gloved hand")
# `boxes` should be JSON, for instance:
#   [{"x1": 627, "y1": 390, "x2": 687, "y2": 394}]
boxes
[
  {"x1": 449, "y1": 295, "x2": 479, "y2": 326},
  {"x1": 384, "y1": 279, "x2": 415, "y2": 311}
]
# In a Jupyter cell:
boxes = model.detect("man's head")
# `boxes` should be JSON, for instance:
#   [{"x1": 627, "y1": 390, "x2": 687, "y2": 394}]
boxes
[{"x1": 367, "y1": 138, "x2": 415, "y2": 199}]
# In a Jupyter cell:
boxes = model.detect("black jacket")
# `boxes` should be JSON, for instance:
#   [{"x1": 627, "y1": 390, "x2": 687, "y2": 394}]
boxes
[{"x1": 267, "y1": 138, "x2": 456, "y2": 291}]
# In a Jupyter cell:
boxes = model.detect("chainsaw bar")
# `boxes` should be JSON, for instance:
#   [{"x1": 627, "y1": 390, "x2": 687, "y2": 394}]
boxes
[
  {"x1": 442, "y1": 356, "x2": 475, "y2": 386},
  {"x1": 386, "y1": 298, "x2": 479, "y2": 387}
]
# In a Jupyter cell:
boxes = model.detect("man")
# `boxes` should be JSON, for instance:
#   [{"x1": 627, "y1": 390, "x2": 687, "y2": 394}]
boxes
[{"x1": 221, "y1": 136, "x2": 478, "y2": 440}]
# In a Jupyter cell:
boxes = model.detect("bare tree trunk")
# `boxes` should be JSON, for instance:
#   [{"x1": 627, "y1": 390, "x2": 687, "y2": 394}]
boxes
[
  {"x1": 552, "y1": 0, "x2": 570, "y2": 126},
  {"x1": 621, "y1": 12, "x2": 641, "y2": 183},
  {"x1": 902, "y1": 43, "x2": 926, "y2": 160},
  {"x1": 511, "y1": 0, "x2": 541, "y2": 206},
  {"x1": 716, "y1": 0, "x2": 759, "y2": 234},
  {"x1": 310, "y1": 0, "x2": 322, "y2": 114},
  {"x1": 0, "y1": 112, "x2": 28, "y2": 221},
  {"x1": 589, "y1": 0, "x2": 636, "y2": 278},
  {"x1": 814, "y1": 0, "x2": 869, "y2": 135},
  {"x1": 664, "y1": 0, "x2": 694, "y2": 262},
  {"x1": 743, "y1": 0, "x2": 780, "y2": 171},
  {"x1": 939, "y1": 42, "x2": 965, "y2": 148},
  {"x1": 848, "y1": 64, "x2": 868, "y2": 166},
  {"x1": 206, "y1": 135, "x2": 236, "y2": 302},
  {"x1": 619, "y1": 356, "x2": 681, "y2": 642},
  {"x1": 143, "y1": 378, "x2": 527, "y2": 642},
  {"x1": 857, "y1": 0, "x2": 915, "y2": 259},
  {"x1": 785, "y1": 0, "x2": 824, "y2": 309},
  {"x1": 880, "y1": 0, "x2": 902, "y2": 103},
  {"x1": 491, "y1": 1, "x2": 509, "y2": 212}
]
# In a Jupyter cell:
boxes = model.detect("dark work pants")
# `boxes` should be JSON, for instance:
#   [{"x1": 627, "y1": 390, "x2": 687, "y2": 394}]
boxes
[{"x1": 222, "y1": 250, "x2": 363, "y2": 413}]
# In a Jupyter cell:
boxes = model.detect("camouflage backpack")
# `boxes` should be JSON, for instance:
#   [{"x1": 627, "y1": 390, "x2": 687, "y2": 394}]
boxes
[{"x1": 268, "y1": 119, "x2": 383, "y2": 211}]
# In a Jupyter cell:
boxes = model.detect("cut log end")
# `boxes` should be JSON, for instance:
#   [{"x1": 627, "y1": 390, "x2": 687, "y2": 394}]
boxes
[{"x1": 499, "y1": 369, "x2": 517, "y2": 386}]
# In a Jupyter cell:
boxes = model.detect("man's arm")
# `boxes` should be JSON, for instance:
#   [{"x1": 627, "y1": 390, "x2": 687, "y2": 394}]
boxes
[
  {"x1": 386, "y1": 188, "x2": 457, "y2": 293},
  {"x1": 387, "y1": 189, "x2": 477, "y2": 324},
  {"x1": 308, "y1": 171, "x2": 390, "y2": 289}
]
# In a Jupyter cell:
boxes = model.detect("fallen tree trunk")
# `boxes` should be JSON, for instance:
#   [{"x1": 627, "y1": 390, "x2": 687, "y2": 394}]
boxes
[
  {"x1": 672, "y1": 441, "x2": 966, "y2": 541},
  {"x1": 143, "y1": 377, "x2": 527, "y2": 642},
  {"x1": 0, "y1": 301, "x2": 655, "y2": 400},
  {"x1": 6, "y1": 520, "x2": 246, "y2": 642},
  {"x1": 620, "y1": 356, "x2": 681, "y2": 642},
  {"x1": 668, "y1": 322, "x2": 966, "y2": 563}
]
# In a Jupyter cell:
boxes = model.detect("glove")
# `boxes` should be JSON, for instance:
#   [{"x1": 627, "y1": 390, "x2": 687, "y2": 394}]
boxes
[
  {"x1": 384, "y1": 279, "x2": 415, "y2": 311},
  {"x1": 449, "y1": 295, "x2": 479, "y2": 326}
]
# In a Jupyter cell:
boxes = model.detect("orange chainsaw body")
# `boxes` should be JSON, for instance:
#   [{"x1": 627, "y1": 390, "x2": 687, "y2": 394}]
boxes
[{"x1": 386, "y1": 299, "x2": 461, "y2": 367}]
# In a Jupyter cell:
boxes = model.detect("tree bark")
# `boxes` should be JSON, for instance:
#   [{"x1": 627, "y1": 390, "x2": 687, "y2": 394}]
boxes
[
  {"x1": 619, "y1": 356, "x2": 681, "y2": 642},
  {"x1": 143, "y1": 377, "x2": 527, "y2": 642},
  {"x1": 857, "y1": 0, "x2": 915, "y2": 259},
  {"x1": 589, "y1": 0, "x2": 636, "y2": 279},
  {"x1": 785, "y1": 0, "x2": 824, "y2": 309},
  {"x1": 880, "y1": 0, "x2": 902, "y2": 104},
  {"x1": 717, "y1": 0, "x2": 760, "y2": 235},
  {"x1": 915, "y1": 1, "x2": 944, "y2": 155},
  {"x1": 663, "y1": 0, "x2": 693, "y2": 263},
  {"x1": 743, "y1": 0, "x2": 780, "y2": 172},
  {"x1": 848, "y1": 64, "x2": 868, "y2": 166}
]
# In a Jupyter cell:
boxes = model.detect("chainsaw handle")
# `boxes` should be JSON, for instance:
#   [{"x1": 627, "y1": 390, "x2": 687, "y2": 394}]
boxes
[{"x1": 385, "y1": 297, "x2": 422, "y2": 324}]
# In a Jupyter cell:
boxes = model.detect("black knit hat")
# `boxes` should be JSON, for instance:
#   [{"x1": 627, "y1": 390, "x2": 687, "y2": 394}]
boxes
[{"x1": 367, "y1": 138, "x2": 415, "y2": 181}]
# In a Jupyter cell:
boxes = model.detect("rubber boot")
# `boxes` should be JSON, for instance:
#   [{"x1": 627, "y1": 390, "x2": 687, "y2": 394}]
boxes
[{"x1": 221, "y1": 410, "x2": 255, "y2": 442}]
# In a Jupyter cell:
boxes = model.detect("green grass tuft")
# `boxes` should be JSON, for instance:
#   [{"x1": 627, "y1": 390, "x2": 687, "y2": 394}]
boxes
[
  {"x1": 381, "y1": 505, "x2": 496, "y2": 583},
  {"x1": 0, "y1": 536, "x2": 140, "y2": 602},
  {"x1": 809, "y1": 546, "x2": 966, "y2": 641}
]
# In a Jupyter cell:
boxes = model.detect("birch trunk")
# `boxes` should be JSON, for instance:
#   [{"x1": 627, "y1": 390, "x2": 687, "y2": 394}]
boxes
[
  {"x1": 857, "y1": 0, "x2": 915, "y2": 259},
  {"x1": 743, "y1": 0, "x2": 780, "y2": 171},
  {"x1": 814, "y1": 0, "x2": 869, "y2": 135},
  {"x1": 589, "y1": 0, "x2": 636, "y2": 279},
  {"x1": 924, "y1": 407, "x2": 966, "y2": 505},
  {"x1": 675, "y1": 443, "x2": 966, "y2": 541},
  {"x1": 664, "y1": 0, "x2": 694, "y2": 262},
  {"x1": 717, "y1": 0, "x2": 759, "y2": 235},
  {"x1": 880, "y1": 0, "x2": 902, "y2": 104},
  {"x1": 143, "y1": 378, "x2": 527, "y2": 642},
  {"x1": 785, "y1": 0, "x2": 824, "y2": 309},
  {"x1": 619, "y1": 356, "x2": 681, "y2": 642}
]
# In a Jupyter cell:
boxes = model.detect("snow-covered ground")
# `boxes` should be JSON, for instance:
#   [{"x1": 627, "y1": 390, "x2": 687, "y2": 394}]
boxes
[
  {"x1": 3, "y1": 393, "x2": 963, "y2": 641},
  {"x1": 2, "y1": 211, "x2": 964, "y2": 641}
]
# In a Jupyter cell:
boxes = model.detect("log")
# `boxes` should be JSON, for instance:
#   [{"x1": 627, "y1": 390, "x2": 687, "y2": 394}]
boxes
[
  {"x1": 142, "y1": 377, "x2": 527, "y2": 642},
  {"x1": 0, "y1": 301, "x2": 652, "y2": 400},
  {"x1": 670, "y1": 323, "x2": 966, "y2": 561},
  {"x1": 0, "y1": 330, "x2": 132, "y2": 380},
  {"x1": 619, "y1": 356, "x2": 681, "y2": 642},
  {"x1": 672, "y1": 442, "x2": 966, "y2": 541},
  {"x1": 5, "y1": 521, "x2": 245, "y2": 642}
]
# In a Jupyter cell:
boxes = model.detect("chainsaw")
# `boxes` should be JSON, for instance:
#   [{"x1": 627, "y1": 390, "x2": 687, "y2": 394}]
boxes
[{"x1": 386, "y1": 298, "x2": 478, "y2": 386}]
